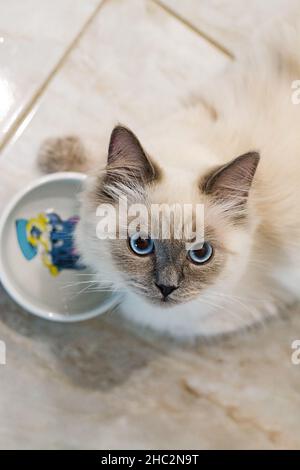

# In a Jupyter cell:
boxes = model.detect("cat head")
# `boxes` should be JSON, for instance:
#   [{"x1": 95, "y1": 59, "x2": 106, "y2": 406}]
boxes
[{"x1": 78, "y1": 126, "x2": 260, "y2": 308}]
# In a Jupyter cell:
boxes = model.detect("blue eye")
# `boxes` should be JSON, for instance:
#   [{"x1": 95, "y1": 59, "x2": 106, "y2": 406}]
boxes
[
  {"x1": 129, "y1": 233, "x2": 154, "y2": 256},
  {"x1": 188, "y1": 242, "x2": 213, "y2": 264}
]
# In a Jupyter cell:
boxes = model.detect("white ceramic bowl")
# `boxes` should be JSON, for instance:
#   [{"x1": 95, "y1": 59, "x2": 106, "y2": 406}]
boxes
[{"x1": 0, "y1": 172, "x2": 122, "y2": 322}]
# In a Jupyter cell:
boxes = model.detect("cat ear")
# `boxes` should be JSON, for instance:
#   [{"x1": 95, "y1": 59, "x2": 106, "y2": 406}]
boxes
[
  {"x1": 202, "y1": 151, "x2": 260, "y2": 208},
  {"x1": 106, "y1": 125, "x2": 157, "y2": 184}
]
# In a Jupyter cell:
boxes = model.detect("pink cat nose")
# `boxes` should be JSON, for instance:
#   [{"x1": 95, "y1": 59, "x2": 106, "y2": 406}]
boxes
[{"x1": 155, "y1": 283, "x2": 178, "y2": 298}]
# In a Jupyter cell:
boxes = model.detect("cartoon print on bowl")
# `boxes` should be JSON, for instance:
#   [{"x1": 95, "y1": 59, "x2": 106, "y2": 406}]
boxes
[{"x1": 15, "y1": 211, "x2": 84, "y2": 276}]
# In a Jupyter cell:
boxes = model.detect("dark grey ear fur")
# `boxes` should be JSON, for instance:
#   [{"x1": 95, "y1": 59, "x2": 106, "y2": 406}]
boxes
[
  {"x1": 106, "y1": 125, "x2": 157, "y2": 184},
  {"x1": 202, "y1": 151, "x2": 260, "y2": 207}
]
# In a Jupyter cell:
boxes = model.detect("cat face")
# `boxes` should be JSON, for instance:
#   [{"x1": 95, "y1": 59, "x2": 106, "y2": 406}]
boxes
[
  {"x1": 108, "y1": 234, "x2": 225, "y2": 306},
  {"x1": 79, "y1": 126, "x2": 259, "y2": 308}
]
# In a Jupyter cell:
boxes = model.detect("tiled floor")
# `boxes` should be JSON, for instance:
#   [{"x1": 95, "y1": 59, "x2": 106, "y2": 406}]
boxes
[{"x1": 0, "y1": 0, "x2": 300, "y2": 449}]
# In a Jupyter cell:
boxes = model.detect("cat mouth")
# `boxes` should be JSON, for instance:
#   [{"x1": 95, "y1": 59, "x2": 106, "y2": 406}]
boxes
[
  {"x1": 150, "y1": 294, "x2": 182, "y2": 307},
  {"x1": 160, "y1": 298, "x2": 179, "y2": 307}
]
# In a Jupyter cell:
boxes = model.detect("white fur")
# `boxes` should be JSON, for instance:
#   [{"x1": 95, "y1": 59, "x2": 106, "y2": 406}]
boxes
[{"x1": 76, "y1": 12, "x2": 300, "y2": 338}]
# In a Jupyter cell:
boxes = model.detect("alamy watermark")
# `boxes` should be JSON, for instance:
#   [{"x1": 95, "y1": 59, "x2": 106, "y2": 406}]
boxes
[
  {"x1": 291, "y1": 80, "x2": 300, "y2": 104},
  {"x1": 0, "y1": 340, "x2": 6, "y2": 365},
  {"x1": 95, "y1": 197, "x2": 205, "y2": 250},
  {"x1": 291, "y1": 340, "x2": 300, "y2": 365}
]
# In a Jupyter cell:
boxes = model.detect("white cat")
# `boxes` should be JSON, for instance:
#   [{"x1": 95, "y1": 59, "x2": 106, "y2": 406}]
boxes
[{"x1": 39, "y1": 13, "x2": 300, "y2": 338}]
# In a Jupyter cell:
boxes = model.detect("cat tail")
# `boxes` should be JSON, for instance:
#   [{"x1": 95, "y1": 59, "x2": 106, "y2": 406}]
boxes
[{"x1": 38, "y1": 136, "x2": 91, "y2": 174}]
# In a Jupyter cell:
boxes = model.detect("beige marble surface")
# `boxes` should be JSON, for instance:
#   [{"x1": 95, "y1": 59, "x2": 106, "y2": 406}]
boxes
[
  {"x1": 0, "y1": 0, "x2": 102, "y2": 149},
  {"x1": 1, "y1": 283, "x2": 300, "y2": 449},
  {"x1": 0, "y1": 0, "x2": 228, "y2": 198},
  {"x1": 158, "y1": 0, "x2": 300, "y2": 56},
  {"x1": 0, "y1": 0, "x2": 300, "y2": 450}
]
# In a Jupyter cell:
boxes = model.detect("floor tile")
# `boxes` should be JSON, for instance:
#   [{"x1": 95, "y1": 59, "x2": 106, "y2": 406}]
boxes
[
  {"x1": 157, "y1": 0, "x2": 299, "y2": 56},
  {"x1": 0, "y1": 0, "x2": 102, "y2": 149},
  {"x1": 0, "y1": 0, "x2": 228, "y2": 207}
]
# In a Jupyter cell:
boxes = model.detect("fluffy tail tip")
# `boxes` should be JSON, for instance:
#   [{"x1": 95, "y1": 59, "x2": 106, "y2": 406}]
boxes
[{"x1": 38, "y1": 136, "x2": 88, "y2": 174}]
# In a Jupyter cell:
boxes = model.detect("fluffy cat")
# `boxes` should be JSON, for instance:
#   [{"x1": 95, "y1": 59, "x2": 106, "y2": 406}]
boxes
[{"x1": 39, "y1": 13, "x2": 300, "y2": 338}]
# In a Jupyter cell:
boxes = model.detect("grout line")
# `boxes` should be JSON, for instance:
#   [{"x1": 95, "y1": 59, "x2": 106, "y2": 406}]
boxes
[
  {"x1": 151, "y1": 0, "x2": 235, "y2": 60},
  {"x1": 0, "y1": 0, "x2": 108, "y2": 154}
]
